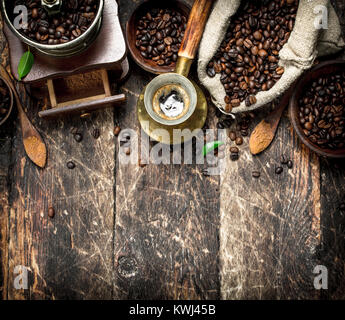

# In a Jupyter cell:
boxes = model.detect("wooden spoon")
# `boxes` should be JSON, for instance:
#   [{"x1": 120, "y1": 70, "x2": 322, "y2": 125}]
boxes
[
  {"x1": 0, "y1": 65, "x2": 47, "y2": 168},
  {"x1": 249, "y1": 86, "x2": 294, "y2": 155}
]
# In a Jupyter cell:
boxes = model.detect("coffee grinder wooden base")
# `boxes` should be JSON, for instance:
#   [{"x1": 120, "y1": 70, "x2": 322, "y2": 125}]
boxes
[{"x1": 4, "y1": 0, "x2": 128, "y2": 119}]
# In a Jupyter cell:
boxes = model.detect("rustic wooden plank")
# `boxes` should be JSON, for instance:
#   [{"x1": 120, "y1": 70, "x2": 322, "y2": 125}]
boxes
[
  {"x1": 0, "y1": 8, "x2": 117, "y2": 297},
  {"x1": 220, "y1": 111, "x2": 321, "y2": 299},
  {"x1": 113, "y1": 0, "x2": 220, "y2": 299},
  {"x1": 0, "y1": 14, "x2": 11, "y2": 301},
  {"x1": 319, "y1": 158, "x2": 345, "y2": 300},
  {"x1": 112, "y1": 66, "x2": 220, "y2": 300},
  {"x1": 5, "y1": 97, "x2": 116, "y2": 299}
]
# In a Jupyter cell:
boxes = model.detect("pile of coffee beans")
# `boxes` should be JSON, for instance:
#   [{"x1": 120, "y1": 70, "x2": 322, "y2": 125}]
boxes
[
  {"x1": 135, "y1": 8, "x2": 187, "y2": 66},
  {"x1": 14, "y1": 0, "x2": 99, "y2": 45},
  {"x1": 0, "y1": 79, "x2": 11, "y2": 123},
  {"x1": 298, "y1": 72, "x2": 345, "y2": 150},
  {"x1": 206, "y1": 0, "x2": 298, "y2": 111}
]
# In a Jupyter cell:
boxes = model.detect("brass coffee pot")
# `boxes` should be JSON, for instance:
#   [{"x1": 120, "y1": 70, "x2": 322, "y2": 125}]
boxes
[{"x1": 137, "y1": 0, "x2": 214, "y2": 145}]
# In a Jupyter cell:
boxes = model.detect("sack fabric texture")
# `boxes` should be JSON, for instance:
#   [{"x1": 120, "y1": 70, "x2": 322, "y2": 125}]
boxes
[{"x1": 197, "y1": 0, "x2": 345, "y2": 114}]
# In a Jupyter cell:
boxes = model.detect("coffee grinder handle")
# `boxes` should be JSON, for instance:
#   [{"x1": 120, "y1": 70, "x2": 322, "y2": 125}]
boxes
[{"x1": 175, "y1": 0, "x2": 213, "y2": 77}]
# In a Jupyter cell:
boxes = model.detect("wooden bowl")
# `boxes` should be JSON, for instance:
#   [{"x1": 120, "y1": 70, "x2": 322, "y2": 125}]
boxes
[
  {"x1": 289, "y1": 60, "x2": 345, "y2": 159},
  {"x1": 126, "y1": 0, "x2": 191, "y2": 74},
  {"x1": 0, "y1": 75, "x2": 14, "y2": 127}
]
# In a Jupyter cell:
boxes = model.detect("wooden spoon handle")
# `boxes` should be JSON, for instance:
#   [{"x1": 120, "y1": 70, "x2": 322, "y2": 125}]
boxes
[
  {"x1": 178, "y1": 0, "x2": 213, "y2": 60},
  {"x1": 249, "y1": 86, "x2": 295, "y2": 155}
]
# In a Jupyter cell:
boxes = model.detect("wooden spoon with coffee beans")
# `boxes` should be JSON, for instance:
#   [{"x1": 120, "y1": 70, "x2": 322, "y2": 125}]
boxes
[
  {"x1": 249, "y1": 85, "x2": 294, "y2": 155},
  {"x1": 0, "y1": 65, "x2": 47, "y2": 168}
]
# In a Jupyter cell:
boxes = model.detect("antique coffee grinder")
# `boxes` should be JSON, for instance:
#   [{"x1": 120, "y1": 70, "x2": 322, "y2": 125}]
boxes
[{"x1": 1, "y1": 0, "x2": 128, "y2": 118}]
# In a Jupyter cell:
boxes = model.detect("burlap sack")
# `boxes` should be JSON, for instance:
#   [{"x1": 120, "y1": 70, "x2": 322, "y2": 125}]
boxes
[{"x1": 198, "y1": 0, "x2": 345, "y2": 114}]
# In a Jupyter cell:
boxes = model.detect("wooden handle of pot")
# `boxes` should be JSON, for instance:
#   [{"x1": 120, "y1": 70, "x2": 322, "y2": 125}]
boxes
[{"x1": 178, "y1": 0, "x2": 213, "y2": 60}]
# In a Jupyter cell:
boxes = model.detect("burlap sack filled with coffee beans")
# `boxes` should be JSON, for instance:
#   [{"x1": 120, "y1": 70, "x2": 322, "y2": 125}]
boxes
[{"x1": 198, "y1": 0, "x2": 344, "y2": 114}]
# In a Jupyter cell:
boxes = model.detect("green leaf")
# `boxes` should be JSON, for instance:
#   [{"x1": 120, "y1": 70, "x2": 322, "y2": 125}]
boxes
[
  {"x1": 18, "y1": 51, "x2": 34, "y2": 81},
  {"x1": 203, "y1": 141, "x2": 224, "y2": 157}
]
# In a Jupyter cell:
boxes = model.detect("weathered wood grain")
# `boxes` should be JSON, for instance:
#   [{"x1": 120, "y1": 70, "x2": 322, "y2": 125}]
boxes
[
  {"x1": 0, "y1": 0, "x2": 345, "y2": 301},
  {"x1": 6, "y1": 98, "x2": 116, "y2": 299},
  {"x1": 0, "y1": 12, "x2": 11, "y2": 300},
  {"x1": 112, "y1": 54, "x2": 220, "y2": 301},
  {"x1": 0, "y1": 9, "x2": 117, "y2": 297},
  {"x1": 220, "y1": 110, "x2": 321, "y2": 299}
]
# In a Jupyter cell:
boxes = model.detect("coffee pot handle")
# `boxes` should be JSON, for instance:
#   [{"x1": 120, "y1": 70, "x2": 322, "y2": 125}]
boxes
[{"x1": 175, "y1": 0, "x2": 213, "y2": 77}]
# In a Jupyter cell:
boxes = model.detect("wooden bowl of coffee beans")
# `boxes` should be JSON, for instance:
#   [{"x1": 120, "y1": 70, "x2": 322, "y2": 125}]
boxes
[
  {"x1": 126, "y1": 0, "x2": 190, "y2": 74},
  {"x1": 289, "y1": 60, "x2": 345, "y2": 159},
  {"x1": 0, "y1": 76, "x2": 14, "y2": 127}
]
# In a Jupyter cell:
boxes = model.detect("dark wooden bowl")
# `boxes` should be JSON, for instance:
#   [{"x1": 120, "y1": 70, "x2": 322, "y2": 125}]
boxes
[
  {"x1": 126, "y1": 0, "x2": 191, "y2": 74},
  {"x1": 289, "y1": 60, "x2": 345, "y2": 159},
  {"x1": 0, "y1": 75, "x2": 14, "y2": 127}
]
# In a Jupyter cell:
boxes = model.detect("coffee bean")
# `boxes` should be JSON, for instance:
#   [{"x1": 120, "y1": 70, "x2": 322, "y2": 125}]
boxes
[
  {"x1": 229, "y1": 131, "x2": 236, "y2": 141},
  {"x1": 298, "y1": 71, "x2": 345, "y2": 150},
  {"x1": 15, "y1": 0, "x2": 100, "y2": 44},
  {"x1": 74, "y1": 133, "x2": 83, "y2": 143},
  {"x1": 280, "y1": 155, "x2": 288, "y2": 164},
  {"x1": 206, "y1": 0, "x2": 297, "y2": 108},
  {"x1": 235, "y1": 137, "x2": 243, "y2": 146},
  {"x1": 287, "y1": 160, "x2": 293, "y2": 169},
  {"x1": 217, "y1": 121, "x2": 225, "y2": 129},
  {"x1": 252, "y1": 171, "x2": 261, "y2": 178},
  {"x1": 92, "y1": 128, "x2": 100, "y2": 139},
  {"x1": 275, "y1": 166, "x2": 283, "y2": 175},
  {"x1": 230, "y1": 147, "x2": 239, "y2": 153},
  {"x1": 48, "y1": 206, "x2": 55, "y2": 219},
  {"x1": 114, "y1": 126, "x2": 121, "y2": 136},
  {"x1": 135, "y1": 7, "x2": 187, "y2": 67},
  {"x1": 67, "y1": 161, "x2": 76, "y2": 169},
  {"x1": 230, "y1": 153, "x2": 239, "y2": 161}
]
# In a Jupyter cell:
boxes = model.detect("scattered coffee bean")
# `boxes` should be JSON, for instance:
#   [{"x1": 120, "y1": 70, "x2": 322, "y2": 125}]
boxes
[
  {"x1": 280, "y1": 155, "x2": 288, "y2": 164},
  {"x1": 0, "y1": 79, "x2": 10, "y2": 123},
  {"x1": 240, "y1": 129, "x2": 248, "y2": 137},
  {"x1": 252, "y1": 171, "x2": 261, "y2": 178},
  {"x1": 275, "y1": 166, "x2": 283, "y2": 175},
  {"x1": 202, "y1": 168, "x2": 210, "y2": 176},
  {"x1": 228, "y1": 131, "x2": 236, "y2": 141},
  {"x1": 135, "y1": 7, "x2": 187, "y2": 67},
  {"x1": 70, "y1": 127, "x2": 78, "y2": 135},
  {"x1": 235, "y1": 136, "x2": 243, "y2": 146},
  {"x1": 230, "y1": 153, "x2": 239, "y2": 161},
  {"x1": 287, "y1": 160, "x2": 293, "y2": 169},
  {"x1": 206, "y1": 0, "x2": 298, "y2": 108},
  {"x1": 230, "y1": 146, "x2": 239, "y2": 153},
  {"x1": 67, "y1": 161, "x2": 75, "y2": 169},
  {"x1": 48, "y1": 206, "x2": 55, "y2": 219},
  {"x1": 114, "y1": 126, "x2": 121, "y2": 136},
  {"x1": 217, "y1": 121, "x2": 225, "y2": 129},
  {"x1": 74, "y1": 133, "x2": 83, "y2": 142},
  {"x1": 298, "y1": 72, "x2": 345, "y2": 150},
  {"x1": 14, "y1": 0, "x2": 100, "y2": 45},
  {"x1": 92, "y1": 128, "x2": 100, "y2": 139}
]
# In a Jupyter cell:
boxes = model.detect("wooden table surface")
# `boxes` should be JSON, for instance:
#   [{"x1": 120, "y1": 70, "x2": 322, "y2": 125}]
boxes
[{"x1": 1, "y1": 0, "x2": 345, "y2": 300}]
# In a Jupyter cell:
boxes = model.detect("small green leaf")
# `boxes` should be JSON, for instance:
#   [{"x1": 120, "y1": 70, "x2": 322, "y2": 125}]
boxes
[
  {"x1": 203, "y1": 141, "x2": 224, "y2": 157},
  {"x1": 18, "y1": 51, "x2": 34, "y2": 81}
]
